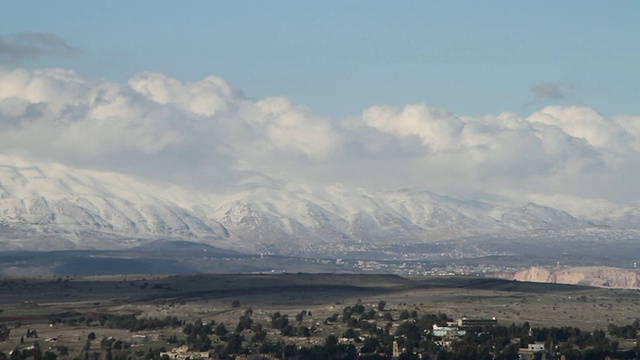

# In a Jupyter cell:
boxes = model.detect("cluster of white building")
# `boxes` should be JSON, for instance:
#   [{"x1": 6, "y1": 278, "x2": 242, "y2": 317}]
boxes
[{"x1": 160, "y1": 345, "x2": 210, "y2": 360}]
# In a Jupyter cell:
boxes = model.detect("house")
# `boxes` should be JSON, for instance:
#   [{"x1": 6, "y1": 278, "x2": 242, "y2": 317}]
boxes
[
  {"x1": 431, "y1": 324, "x2": 466, "y2": 339},
  {"x1": 457, "y1": 317, "x2": 498, "y2": 328},
  {"x1": 160, "y1": 346, "x2": 210, "y2": 360},
  {"x1": 518, "y1": 343, "x2": 546, "y2": 360}
]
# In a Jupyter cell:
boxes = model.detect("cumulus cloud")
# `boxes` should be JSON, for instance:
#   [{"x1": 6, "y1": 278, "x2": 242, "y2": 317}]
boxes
[
  {"x1": 128, "y1": 72, "x2": 241, "y2": 116},
  {"x1": 0, "y1": 65, "x2": 639, "y2": 206},
  {"x1": 0, "y1": 33, "x2": 80, "y2": 63},
  {"x1": 360, "y1": 104, "x2": 466, "y2": 154},
  {"x1": 527, "y1": 106, "x2": 636, "y2": 151}
]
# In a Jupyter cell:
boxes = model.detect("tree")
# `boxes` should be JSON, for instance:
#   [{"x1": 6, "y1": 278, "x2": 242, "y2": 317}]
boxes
[
  {"x1": 231, "y1": 300, "x2": 241, "y2": 308},
  {"x1": 280, "y1": 325, "x2": 295, "y2": 337},
  {"x1": 295, "y1": 311, "x2": 305, "y2": 323},
  {"x1": 325, "y1": 335, "x2": 338, "y2": 348},
  {"x1": 270, "y1": 313, "x2": 289, "y2": 330},
  {"x1": 378, "y1": 301, "x2": 387, "y2": 311},
  {"x1": 225, "y1": 334, "x2": 244, "y2": 354},
  {"x1": 33, "y1": 343, "x2": 42, "y2": 360},
  {"x1": 353, "y1": 304, "x2": 365, "y2": 315},
  {"x1": 250, "y1": 329, "x2": 267, "y2": 343},
  {"x1": 343, "y1": 328, "x2": 357, "y2": 339},
  {"x1": 213, "y1": 323, "x2": 228, "y2": 336},
  {"x1": 235, "y1": 316, "x2": 252, "y2": 333},
  {"x1": 361, "y1": 337, "x2": 379, "y2": 353},
  {"x1": 298, "y1": 326, "x2": 311, "y2": 337},
  {"x1": 195, "y1": 334, "x2": 212, "y2": 352}
]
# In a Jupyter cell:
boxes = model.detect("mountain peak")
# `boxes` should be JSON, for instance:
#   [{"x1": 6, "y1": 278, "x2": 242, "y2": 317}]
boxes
[{"x1": 0, "y1": 154, "x2": 631, "y2": 254}]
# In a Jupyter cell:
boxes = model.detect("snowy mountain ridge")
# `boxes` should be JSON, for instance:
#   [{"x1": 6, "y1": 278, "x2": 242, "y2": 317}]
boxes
[{"x1": 0, "y1": 154, "x2": 636, "y2": 254}]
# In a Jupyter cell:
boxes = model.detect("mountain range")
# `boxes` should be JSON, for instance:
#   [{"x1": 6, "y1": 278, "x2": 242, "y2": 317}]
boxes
[{"x1": 0, "y1": 154, "x2": 638, "y2": 255}]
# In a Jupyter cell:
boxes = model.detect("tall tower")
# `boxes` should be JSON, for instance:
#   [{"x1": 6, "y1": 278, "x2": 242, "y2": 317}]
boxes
[{"x1": 392, "y1": 341, "x2": 400, "y2": 359}]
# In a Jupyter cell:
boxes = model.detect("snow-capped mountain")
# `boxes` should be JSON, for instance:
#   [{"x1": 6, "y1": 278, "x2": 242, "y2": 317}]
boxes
[
  {"x1": 605, "y1": 206, "x2": 640, "y2": 229},
  {"x1": 0, "y1": 154, "x2": 229, "y2": 250},
  {"x1": 0, "y1": 154, "x2": 636, "y2": 253},
  {"x1": 499, "y1": 202, "x2": 593, "y2": 230}
]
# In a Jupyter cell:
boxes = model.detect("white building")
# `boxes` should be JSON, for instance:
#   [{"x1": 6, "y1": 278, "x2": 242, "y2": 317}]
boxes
[
  {"x1": 160, "y1": 346, "x2": 210, "y2": 360},
  {"x1": 432, "y1": 324, "x2": 466, "y2": 338}
]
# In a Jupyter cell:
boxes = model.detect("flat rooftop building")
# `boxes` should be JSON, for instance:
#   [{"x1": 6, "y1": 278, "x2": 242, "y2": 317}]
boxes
[{"x1": 457, "y1": 317, "x2": 498, "y2": 328}]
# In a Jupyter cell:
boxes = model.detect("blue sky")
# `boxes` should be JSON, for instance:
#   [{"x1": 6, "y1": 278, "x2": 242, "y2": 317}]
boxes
[{"x1": 2, "y1": 1, "x2": 639, "y2": 119}]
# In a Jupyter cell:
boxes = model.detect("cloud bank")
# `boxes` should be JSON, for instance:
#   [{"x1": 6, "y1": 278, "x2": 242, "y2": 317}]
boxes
[{"x1": 1, "y1": 66, "x2": 639, "y2": 211}]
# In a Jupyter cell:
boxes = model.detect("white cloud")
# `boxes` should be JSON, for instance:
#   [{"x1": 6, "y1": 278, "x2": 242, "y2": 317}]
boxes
[
  {"x1": 0, "y1": 66, "x2": 85, "y2": 113},
  {"x1": 262, "y1": 104, "x2": 341, "y2": 160},
  {"x1": 128, "y1": 72, "x2": 239, "y2": 116},
  {"x1": 361, "y1": 104, "x2": 463, "y2": 151},
  {"x1": 527, "y1": 106, "x2": 634, "y2": 151},
  {"x1": 612, "y1": 115, "x2": 640, "y2": 152},
  {"x1": 1, "y1": 65, "x2": 639, "y2": 207}
]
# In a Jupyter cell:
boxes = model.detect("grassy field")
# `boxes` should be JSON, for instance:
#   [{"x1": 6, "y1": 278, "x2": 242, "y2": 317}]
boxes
[{"x1": 1, "y1": 274, "x2": 639, "y2": 357}]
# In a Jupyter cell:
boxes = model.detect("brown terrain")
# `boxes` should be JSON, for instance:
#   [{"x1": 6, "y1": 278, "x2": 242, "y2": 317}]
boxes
[
  {"x1": 4, "y1": 273, "x2": 640, "y2": 359},
  {"x1": 489, "y1": 266, "x2": 640, "y2": 289}
]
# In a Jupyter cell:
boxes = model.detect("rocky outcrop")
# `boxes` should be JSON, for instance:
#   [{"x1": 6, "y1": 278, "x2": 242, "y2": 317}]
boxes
[{"x1": 489, "y1": 266, "x2": 640, "y2": 289}]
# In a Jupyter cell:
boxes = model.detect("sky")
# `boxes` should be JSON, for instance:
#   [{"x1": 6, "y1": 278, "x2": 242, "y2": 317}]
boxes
[
  {"x1": 2, "y1": 1, "x2": 639, "y2": 118},
  {"x1": 1, "y1": 1, "x2": 640, "y2": 214}
]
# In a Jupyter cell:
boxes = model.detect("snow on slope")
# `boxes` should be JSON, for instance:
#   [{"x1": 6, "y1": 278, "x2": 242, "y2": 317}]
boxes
[
  {"x1": 0, "y1": 154, "x2": 228, "y2": 250},
  {"x1": 0, "y1": 153, "x2": 635, "y2": 253},
  {"x1": 499, "y1": 202, "x2": 592, "y2": 230},
  {"x1": 605, "y1": 206, "x2": 640, "y2": 229},
  {"x1": 209, "y1": 185, "x2": 501, "y2": 248}
]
